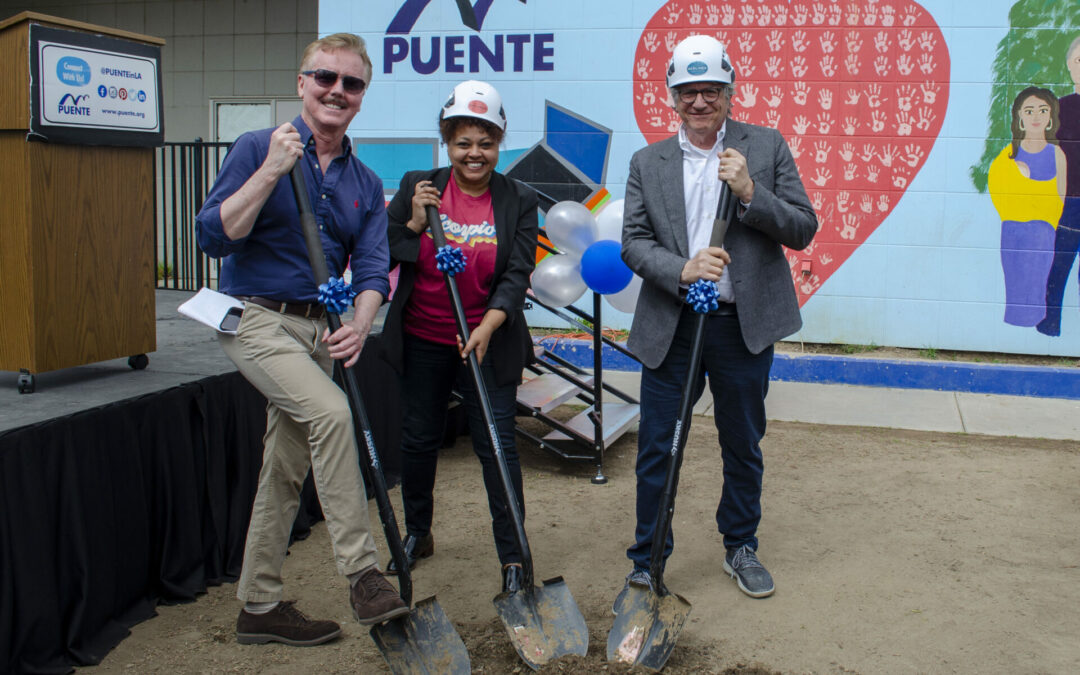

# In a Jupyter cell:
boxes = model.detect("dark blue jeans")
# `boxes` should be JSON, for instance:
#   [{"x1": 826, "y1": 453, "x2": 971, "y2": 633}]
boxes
[
  {"x1": 1038, "y1": 197, "x2": 1080, "y2": 336},
  {"x1": 628, "y1": 309, "x2": 773, "y2": 571},
  {"x1": 398, "y1": 333, "x2": 523, "y2": 565}
]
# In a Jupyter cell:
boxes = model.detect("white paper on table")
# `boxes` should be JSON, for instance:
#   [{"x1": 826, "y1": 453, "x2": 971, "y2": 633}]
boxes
[{"x1": 178, "y1": 287, "x2": 245, "y2": 334}]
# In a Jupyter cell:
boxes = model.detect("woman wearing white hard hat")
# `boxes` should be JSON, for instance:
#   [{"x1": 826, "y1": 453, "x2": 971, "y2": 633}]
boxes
[{"x1": 380, "y1": 80, "x2": 539, "y2": 593}]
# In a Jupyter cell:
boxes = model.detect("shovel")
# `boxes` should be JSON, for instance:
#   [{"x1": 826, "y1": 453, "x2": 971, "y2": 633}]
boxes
[
  {"x1": 425, "y1": 203, "x2": 589, "y2": 669},
  {"x1": 607, "y1": 182, "x2": 737, "y2": 671},
  {"x1": 289, "y1": 167, "x2": 470, "y2": 675}
]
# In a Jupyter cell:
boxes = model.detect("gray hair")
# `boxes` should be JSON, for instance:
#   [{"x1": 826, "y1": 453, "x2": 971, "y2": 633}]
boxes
[{"x1": 1067, "y1": 35, "x2": 1080, "y2": 61}]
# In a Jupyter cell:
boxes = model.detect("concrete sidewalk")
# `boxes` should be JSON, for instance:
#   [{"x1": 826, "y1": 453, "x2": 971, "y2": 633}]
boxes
[
  {"x1": 3, "y1": 289, "x2": 1078, "y2": 441},
  {"x1": 597, "y1": 368, "x2": 1080, "y2": 442}
]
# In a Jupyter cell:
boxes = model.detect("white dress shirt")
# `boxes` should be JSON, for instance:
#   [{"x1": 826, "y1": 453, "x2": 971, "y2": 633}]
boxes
[{"x1": 678, "y1": 123, "x2": 735, "y2": 303}]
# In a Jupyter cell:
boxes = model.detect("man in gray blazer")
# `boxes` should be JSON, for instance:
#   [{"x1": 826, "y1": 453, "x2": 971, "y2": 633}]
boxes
[{"x1": 621, "y1": 35, "x2": 817, "y2": 599}]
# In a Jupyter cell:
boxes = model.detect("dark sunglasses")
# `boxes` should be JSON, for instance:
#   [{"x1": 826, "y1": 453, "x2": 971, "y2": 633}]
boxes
[{"x1": 301, "y1": 69, "x2": 366, "y2": 94}]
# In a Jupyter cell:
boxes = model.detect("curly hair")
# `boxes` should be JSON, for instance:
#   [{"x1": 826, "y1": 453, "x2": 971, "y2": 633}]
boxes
[{"x1": 438, "y1": 116, "x2": 505, "y2": 145}]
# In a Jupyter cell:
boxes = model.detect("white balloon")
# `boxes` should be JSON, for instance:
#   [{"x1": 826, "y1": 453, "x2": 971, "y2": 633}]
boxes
[
  {"x1": 530, "y1": 254, "x2": 588, "y2": 307},
  {"x1": 543, "y1": 201, "x2": 597, "y2": 258},
  {"x1": 594, "y1": 199, "x2": 625, "y2": 244},
  {"x1": 605, "y1": 274, "x2": 643, "y2": 313}
]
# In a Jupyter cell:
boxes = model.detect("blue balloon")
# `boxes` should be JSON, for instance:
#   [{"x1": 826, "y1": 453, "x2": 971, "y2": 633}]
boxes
[{"x1": 580, "y1": 240, "x2": 633, "y2": 295}]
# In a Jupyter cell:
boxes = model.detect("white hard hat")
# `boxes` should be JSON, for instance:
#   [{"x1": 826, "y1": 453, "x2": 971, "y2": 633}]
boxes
[
  {"x1": 440, "y1": 80, "x2": 507, "y2": 131},
  {"x1": 666, "y1": 35, "x2": 735, "y2": 89}
]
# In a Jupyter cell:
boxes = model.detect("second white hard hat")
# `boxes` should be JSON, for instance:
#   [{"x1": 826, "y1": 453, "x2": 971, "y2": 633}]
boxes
[
  {"x1": 666, "y1": 35, "x2": 736, "y2": 89},
  {"x1": 440, "y1": 80, "x2": 507, "y2": 130}
]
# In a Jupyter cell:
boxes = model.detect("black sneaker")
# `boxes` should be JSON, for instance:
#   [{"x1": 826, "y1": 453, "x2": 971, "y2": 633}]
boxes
[
  {"x1": 386, "y1": 533, "x2": 434, "y2": 575},
  {"x1": 501, "y1": 563, "x2": 524, "y2": 594},
  {"x1": 236, "y1": 601, "x2": 341, "y2": 646},
  {"x1": 723, "y1": 545, "x2": 775, "y2": 598}
]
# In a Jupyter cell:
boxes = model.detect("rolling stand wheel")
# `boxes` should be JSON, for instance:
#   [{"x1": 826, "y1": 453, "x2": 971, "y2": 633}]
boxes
[
  {"x1": 128, "y1": 354, "x2": 149, "y2": 370},
  {"x1": 17, "y1": 369, "x2": 35, "y2": 394}
]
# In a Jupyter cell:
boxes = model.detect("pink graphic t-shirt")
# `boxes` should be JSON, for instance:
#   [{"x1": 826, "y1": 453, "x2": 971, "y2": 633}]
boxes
[{"x1": 403, "y1": 178, "x2": 498, "y2": 344}]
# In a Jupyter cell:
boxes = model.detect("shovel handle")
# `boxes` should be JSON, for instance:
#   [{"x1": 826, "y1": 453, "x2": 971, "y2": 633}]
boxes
[
  {"x1": 425, "y1": 203, "x2": 535, "y2": 588},
  {"x1": 647, "y1": 181, "x2": 739, "y2": 586},
  {"x1": 289, "y1": 165, "x2": 414, "y2": 607},
  {"x1": 711, "y1": 180, "x2": 734, "y2": 249}
]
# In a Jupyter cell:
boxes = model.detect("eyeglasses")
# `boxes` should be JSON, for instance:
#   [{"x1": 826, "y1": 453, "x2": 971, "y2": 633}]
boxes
[
  {"x1": 677, "y1": 87, "x2": 725, "y2": 104},
  {"x1": 301, "y1": 69, "x2": 366, "y2": 94}
]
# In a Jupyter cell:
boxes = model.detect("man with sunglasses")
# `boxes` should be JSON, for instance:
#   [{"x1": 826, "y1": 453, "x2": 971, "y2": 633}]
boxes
[
  {"x1": 619, "y1": 35, "x2": 817, "y2": 601},
  {"x1": 197, "y1": 33, "x2": 408, "y2": 647}
]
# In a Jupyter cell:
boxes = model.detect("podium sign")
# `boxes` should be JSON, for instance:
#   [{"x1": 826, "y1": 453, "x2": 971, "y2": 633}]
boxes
[
  {"x1": 29, "y1": 23, "x2": 163, "y2": 146},
  {"x1": 1, "y1": 13, "x2": 160, "y2": 383}
]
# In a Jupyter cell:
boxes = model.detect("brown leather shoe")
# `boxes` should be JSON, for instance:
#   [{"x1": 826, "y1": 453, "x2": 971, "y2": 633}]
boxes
[
  {"x1": 350, "y1": 565, "x2": 410, "y2": 625},
  {"x1": 236, "y1": 601, "x2": 341, "y2": 646}
]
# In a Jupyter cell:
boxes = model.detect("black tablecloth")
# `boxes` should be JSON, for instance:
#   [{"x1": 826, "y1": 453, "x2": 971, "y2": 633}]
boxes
[{"x1": 0, "y1": 343, "x2": 400, "y2": 673}]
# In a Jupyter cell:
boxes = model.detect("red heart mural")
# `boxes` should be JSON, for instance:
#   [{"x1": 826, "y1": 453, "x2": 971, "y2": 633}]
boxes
[{"x1": 632, "y1": 0, "x2": 950, "y2": 305}]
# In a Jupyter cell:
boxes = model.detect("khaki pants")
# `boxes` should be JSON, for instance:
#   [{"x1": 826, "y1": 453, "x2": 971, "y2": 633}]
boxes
[{"x1": 219, "y1": 303, "x2": 378, "y2": 602}]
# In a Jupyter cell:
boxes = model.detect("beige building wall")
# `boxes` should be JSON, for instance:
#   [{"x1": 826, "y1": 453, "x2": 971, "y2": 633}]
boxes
[{"x1": 0, "y1": 0, "x2": 317, "y2": 141}]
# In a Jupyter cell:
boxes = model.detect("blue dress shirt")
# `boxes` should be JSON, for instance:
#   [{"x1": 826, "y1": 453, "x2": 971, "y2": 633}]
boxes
[{"x1": 196, "y1": 116, "x2": 390, "y2": 304}]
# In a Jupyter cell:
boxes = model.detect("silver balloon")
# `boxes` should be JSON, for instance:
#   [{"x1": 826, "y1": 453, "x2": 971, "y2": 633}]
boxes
[
  {"x1": 594, "y1": 198, "x2": 624, "y2": 244},
  {"x1": 530, "y1": 254, "x2": 588, "y2": 308},
  {"x1": 605, "y1": 273, "x2": 643, "y2": 313},
  {"x1": 543, "y1": 201, "x2": 598, "y2": 258}
]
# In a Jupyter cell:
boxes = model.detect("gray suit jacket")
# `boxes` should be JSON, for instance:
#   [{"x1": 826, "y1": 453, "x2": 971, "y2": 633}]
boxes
[{"x1": 621, "y1": 120, "x2": 817, "y2": 368}]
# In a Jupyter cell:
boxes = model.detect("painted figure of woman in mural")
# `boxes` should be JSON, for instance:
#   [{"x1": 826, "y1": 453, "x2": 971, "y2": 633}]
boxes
[
  {"x1": 988, "y1": 86, "x2": 1066, "y2": 327},
  {"x1": 1037, "y1": 37, "x2": 1080, "y2": 336}
]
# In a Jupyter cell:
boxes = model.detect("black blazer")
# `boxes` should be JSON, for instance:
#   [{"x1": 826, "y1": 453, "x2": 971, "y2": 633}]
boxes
[{"x1": 380, "y1": 167, "x2": 539, "y2": 387}]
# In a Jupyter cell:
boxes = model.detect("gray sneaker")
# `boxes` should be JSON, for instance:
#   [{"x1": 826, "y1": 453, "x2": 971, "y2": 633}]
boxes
[
  {"x1": 723, "y1": 545, "x2": 774, "y2": 598},
  {"x1": 613, "y1": 568, "x2": 669, "y2": 613}
]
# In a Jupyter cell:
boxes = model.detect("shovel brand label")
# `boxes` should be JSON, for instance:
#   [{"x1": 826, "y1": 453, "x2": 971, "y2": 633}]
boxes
[
  {"x1": 616, "y1": 625, "x2": 646, "y2": 662},
  {"x1": 670, "y1": 420, "x2": 683, "y2": 456}
]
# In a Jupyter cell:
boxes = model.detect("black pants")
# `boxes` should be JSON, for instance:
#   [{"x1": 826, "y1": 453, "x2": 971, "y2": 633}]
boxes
[
  {"x1": 629, "y1": 310, "x2": 773, "y2": 569},
  {"x1": 398, "y1": 333, "x2": 523, "y2": 565},
  {"x1": 1038, "y1": 198, "x2": 1080, "y2": 336}
]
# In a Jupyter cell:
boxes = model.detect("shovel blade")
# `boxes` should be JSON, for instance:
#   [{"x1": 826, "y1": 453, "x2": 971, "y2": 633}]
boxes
[
  {"x1": 369, "y1": 596, "x2": 470, "y2": 675},
  {"x1": 493, "y1": 576, "x2": 589, "y2": 669},
  {"x1": 607, "y1": 584, "x2": 691, "y2": 671}
]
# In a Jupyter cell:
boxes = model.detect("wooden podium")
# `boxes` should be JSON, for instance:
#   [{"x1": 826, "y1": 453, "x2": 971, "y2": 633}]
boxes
[{"x1": 0, "y1": 13, "x2": 162, "y2": 392}]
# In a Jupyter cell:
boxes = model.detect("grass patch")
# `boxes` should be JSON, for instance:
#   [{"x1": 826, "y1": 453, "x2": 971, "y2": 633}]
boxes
[
  {"x1": 840, "y1": 342, "x2": 879, "y2": 355},
  {"x1": 777, "y1": 341, "x2": 1075, "y2": 368}
]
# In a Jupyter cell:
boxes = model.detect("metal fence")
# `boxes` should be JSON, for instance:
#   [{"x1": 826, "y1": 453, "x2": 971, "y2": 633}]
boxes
[{"x1": 154, "y1": 141, "x2": 231, "y2": 290}]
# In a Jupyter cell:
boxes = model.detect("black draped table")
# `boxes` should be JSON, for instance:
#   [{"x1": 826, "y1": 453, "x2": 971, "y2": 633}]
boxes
[{"x1": 0, "y1": 340, "x2": 400, "y2": 674}]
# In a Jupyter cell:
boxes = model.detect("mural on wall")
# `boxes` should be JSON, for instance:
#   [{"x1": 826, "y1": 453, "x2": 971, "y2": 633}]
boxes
[
  {"x1": 332, "y1": 0, "x2": 1080, "y2": 354},
  {"x1": 987, "y1": 87, "x2": 1065, "y2": 328},
  {"x1": 971, "y1": 1, "x2": 1080, "y2": 336},
  {"x1": 631, "y1": 0, "x2": 951, "y2": 306}
]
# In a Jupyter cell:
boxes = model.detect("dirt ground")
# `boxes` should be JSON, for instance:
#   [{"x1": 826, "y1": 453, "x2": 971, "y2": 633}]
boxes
[{"x1": 83, "y1": 419, "x2": 1080, "y2": 674}]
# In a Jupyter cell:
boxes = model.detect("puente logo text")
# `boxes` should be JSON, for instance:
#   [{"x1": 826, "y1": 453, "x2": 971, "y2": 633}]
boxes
[
  {"x1": 58, "y1": 93, "x2": 91, "y2": 116},
  {"x1": 384, "y1": 0, "x2": 554, "y2": 75}
]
